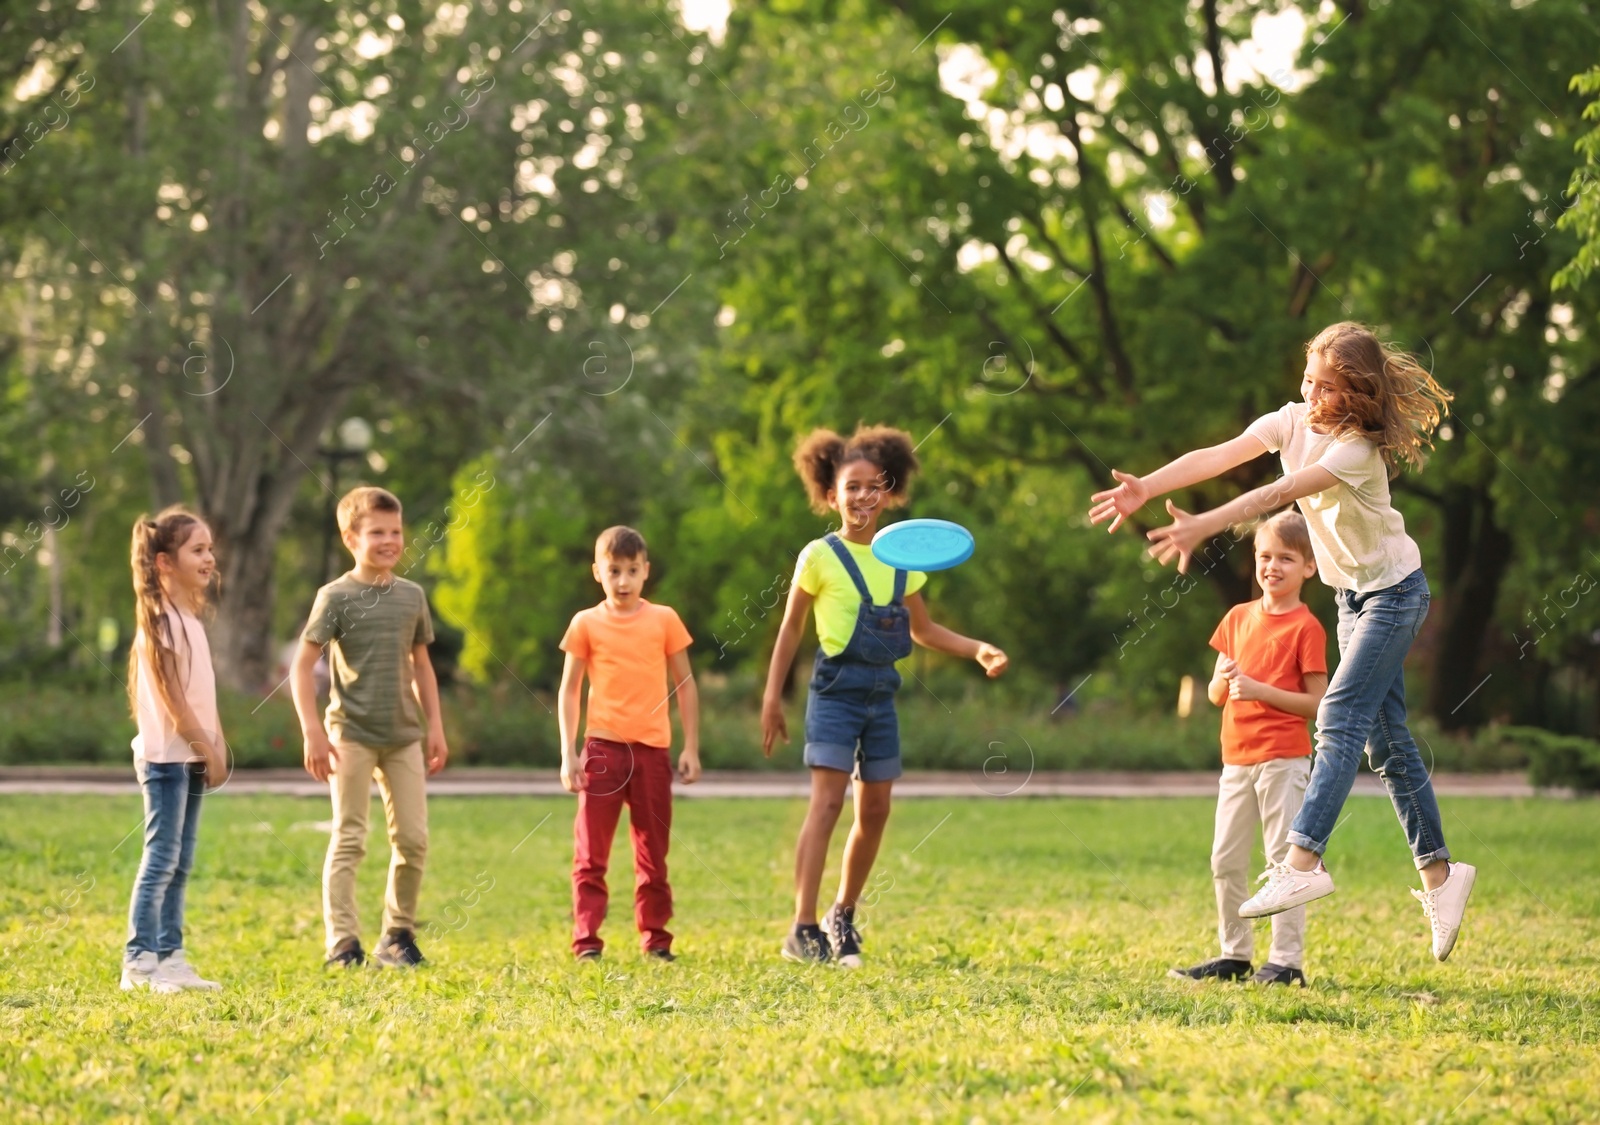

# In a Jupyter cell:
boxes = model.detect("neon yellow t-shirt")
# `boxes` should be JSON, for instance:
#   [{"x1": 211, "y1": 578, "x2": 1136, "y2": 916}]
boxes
[{"x1": 793, "y1": 536, "x2": 927, "y2": 657}]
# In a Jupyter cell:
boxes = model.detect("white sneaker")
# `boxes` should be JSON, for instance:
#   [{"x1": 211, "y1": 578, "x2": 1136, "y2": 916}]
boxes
[
  {"x1": 121, "y1": 951, "x2": 182, "y2": 993},
  {"x1": 155, "y1": 950, "x2": 222, "y2": 991},
  {"x1": 1238, "y1": 861, "x2": 1336, "y2": 918},
  {"x1": 1412, "y1": 862, "x2": 1476, "y2": 962}
]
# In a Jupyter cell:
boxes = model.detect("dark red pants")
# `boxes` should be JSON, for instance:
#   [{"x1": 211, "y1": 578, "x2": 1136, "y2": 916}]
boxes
[{"x1": 571, "y1": 738, "x2": 674, "y2": 954}]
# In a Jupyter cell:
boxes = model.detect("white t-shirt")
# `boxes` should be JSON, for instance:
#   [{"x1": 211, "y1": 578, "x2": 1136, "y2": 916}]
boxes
[
  {"x1": 1245, "y1": 402, "x2": 1422, "y2": 593},
  {"x1": 131, "y1": 603, "x2": 220, "y2": 763}
]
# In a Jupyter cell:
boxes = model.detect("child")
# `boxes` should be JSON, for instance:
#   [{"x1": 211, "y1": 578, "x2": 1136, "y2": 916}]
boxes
[
  {"x1": 1169, "y1": 511, "x2": 1328, "y2": 987},
  {"x1": 558, "y1": 526, "x2": 699, "y2": 961},
  {"x1": 291, "y1": 486, "x2": 449, "y2": 970},
  {"x1": 123, "y1": 507, "x2": 228, "y2": 992},
  {"x1": 1091, "y1": 322, "x2": 1476, "y2": 960},
  {"x1": 762, "y1": 426, "x2": 1008, "y2": 966}
]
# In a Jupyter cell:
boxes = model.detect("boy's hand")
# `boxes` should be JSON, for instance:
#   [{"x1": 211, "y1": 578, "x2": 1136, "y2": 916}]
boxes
[
  {"x1": 1088, "y1": 469, "x2": 1150, "y2": 534},
  {"x1": 975, "y1": 643, "x2": 1008, "y2": 678},
  {"x1": 303, "y1": 729, "x2": 336, "y2": 782},
  {"x1": 677, "y1": 746, "x2": 702, "y2": 785},
  {"x1": 1227, "y1": 671, "x2": 1266, "y2": 702},
  {"x1": 560, "y1": 752, "x2": 586, "y2": 794},
  {"x1": 760, "y1": 695, "x2": 788, "y2": 758},
  {"x1": 426, "y1": 728, "x2": 450, "y2": 776}
]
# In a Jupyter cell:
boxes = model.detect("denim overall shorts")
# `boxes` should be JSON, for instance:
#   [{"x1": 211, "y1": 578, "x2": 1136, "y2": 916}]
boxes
[{"x1": 802, "y1": 534, "x2": 914, "y2": 782}]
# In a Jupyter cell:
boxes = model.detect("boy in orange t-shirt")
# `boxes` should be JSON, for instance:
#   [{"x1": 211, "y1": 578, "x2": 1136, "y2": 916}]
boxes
[
  {"x1": 558, "y1": 526, "x2": 699, "y2": 961},
  {"x1": 1170, "y1": 511, "x2": 1329, "y2": 987}
]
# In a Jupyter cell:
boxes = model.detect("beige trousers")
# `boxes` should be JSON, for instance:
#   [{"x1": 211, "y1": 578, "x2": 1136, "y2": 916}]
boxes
[
  {"x1": 323, "y1": 739, "x2": 428, "y2": 954},
  {"x1": 1213, "y1": 757, "x2": 1310, "y2": 968}
]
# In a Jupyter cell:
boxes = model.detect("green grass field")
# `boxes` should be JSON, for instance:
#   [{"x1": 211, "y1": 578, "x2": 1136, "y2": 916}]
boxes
[{"x1": 2, "y1": 792, "x2": 1597, "y2": 1122}]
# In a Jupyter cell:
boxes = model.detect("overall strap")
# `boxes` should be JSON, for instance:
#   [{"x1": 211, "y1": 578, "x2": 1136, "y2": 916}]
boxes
[
  {"x1": 824, "y1": 533, "x2": 907, "y2": 606},
  {"x1": 824, "y1": 533, "x2": 873, "y2": 602}
]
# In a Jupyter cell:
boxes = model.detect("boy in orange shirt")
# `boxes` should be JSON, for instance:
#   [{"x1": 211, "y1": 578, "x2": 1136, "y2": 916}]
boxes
[
  {"x1": 558, "y1": 526, "x2": 700, "y2": 961},
  {"x1": 1170, "y1": 511, "x2": 1329, "y2": 986}
]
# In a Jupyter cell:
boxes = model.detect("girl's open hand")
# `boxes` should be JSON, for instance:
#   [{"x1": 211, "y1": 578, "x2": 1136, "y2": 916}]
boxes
[
  {"x1": 1145, "y1": 499, "x2": 1210, "y2": 573},
  {"x1": 1088, "y1": 470, "x2": 1150, "y2": 533},
  {"x1": 976, "y1": 643, "x2": 1008, "y2": 678},
  {"x1": 760, "y1": 696, "x2": 788, "y2": 758}
]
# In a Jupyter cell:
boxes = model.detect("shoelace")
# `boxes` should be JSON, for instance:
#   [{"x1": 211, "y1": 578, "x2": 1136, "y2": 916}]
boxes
[
  {"x1": 1411, "y1": 886, "x2": 1439, "y2": 924},
  {"x1": 1255, "y1": 861, "x2": 1296, "y2": 890}
]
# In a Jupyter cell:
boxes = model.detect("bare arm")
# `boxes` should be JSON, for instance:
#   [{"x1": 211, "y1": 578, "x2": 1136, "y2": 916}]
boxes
[
  {"x1": 1227, "y1": 669, "x2": 1329, "y2": 719},
  {"x1": 412, "y1": 644, "x2": 448, "y2": 775},
  {"x1": 761, "y1": 585, "x2": 814, "y2": 756},
  {"x1": 668, "y1": 648, "x2": 700, "y2": 783},
  {"x1": 1207, "y1": 652, "x2": 1231, "y2": 707},
  {"x1": 291, "y1": 639, "x2": 335, "y2": 781},
  {"x1": 1089, "y1": 433, "x2": 1271, "y2": 532},
  {"x1": 906, "y1": 592, "x2": 1008, "y2": 677},
  {"x1": 1147, "y1": 464, "x2": 1340, "y2": 573},
  {"x1": 558, "y1": 652, "x2": 586, "y2": 792}
]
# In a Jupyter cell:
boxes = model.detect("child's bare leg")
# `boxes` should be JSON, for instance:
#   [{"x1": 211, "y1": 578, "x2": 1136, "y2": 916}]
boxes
[
  {"x1": 1287, "y1": 843, "x2": 1321, "y2": 871},
  {"x1": 793, "y1": 768, "x2": 851, "y2": 925},
  {"x1": 836, "y1": 780, "x2": 893, "y2": 909},
  {"x1": 1418, "y1": 858, "x2": 1448, "y2": 890}
]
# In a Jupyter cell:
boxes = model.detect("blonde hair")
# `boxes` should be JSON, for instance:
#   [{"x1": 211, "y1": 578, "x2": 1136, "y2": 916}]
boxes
[
  {"x1": 336, "y1": 485, "x2": 402, "y2": 535},
  {"x1": 1306, "y1": 322, "x2": 1453, "y2": 476},
  {"x1": 128, "y1": 506, "x2": 207, "y2": 720},
  {"x1": 1255, "y1": 509, "x2": 1313, "y2": 561}
]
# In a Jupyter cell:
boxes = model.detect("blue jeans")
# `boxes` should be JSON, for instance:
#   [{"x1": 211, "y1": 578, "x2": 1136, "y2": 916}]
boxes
[
  {"x1": 803, "y1": 653, "x2": 904, "y2": 781},
  {"x1": 1289, "y1": 568, "x2": 1451, "y2": 870},
  {"x1": 125, "y1": 760, "x2": 206, "y2": 961}
]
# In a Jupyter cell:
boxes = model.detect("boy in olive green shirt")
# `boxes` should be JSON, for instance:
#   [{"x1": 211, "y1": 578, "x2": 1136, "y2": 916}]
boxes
[{"x1": 291, "y1": 486, "x2": 449, "y2": 970}]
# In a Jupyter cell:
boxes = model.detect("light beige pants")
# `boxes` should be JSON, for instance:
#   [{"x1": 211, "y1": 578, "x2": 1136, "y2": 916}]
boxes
[
  {"x1": 323, "y1": 739, "x2": 428, "y2": 954},
  {"x1": 1213, "y1": 757, "x2": 1310, "y2": 968}
]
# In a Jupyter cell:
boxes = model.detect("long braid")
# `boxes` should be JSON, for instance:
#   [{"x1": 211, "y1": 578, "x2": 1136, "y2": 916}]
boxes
[{"x1": 127, "y1": 508, "x2": 202, "y2": 721}]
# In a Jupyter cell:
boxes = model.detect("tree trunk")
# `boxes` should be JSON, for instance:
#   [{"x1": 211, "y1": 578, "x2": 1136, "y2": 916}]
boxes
[{"x1": 1426, "y1": 483, "x2": 1513, "y2": 729}]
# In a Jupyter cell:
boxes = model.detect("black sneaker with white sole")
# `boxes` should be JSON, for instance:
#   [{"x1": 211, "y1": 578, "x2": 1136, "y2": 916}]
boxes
[
  {"x1": 822, "y1": 902, "x2": 863, "y2": 968},
  {"x1": 646, "y1": 947, "x2": 676, "y2": 962},
  {"x1": 374, "y1": 929, "x2": 425, "y2": 968},
  {"x1": 575, "y1": 948, "x2": 602, "y2": 962},
  {"x1": 1167, "y1": 957, "x2": 1253, "y2": 982},
  {"x1": 1250, "y1": 962, "x2": 1307, "y2": 986},
  {"x1": 324, "y1": 938, "x2": 366, "y2": 970},
  {"x1": 781, "y1": 923, "x2": 832, "y2": 964}
]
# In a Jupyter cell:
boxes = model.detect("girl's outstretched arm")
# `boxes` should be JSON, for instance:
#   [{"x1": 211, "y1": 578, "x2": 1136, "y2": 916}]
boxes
[
  {"x1": 1147, "y1": 464, "x2": 1338, "y2": 573},
  {"x1": 906, "y1": 593, "x2": 1008, "y2": 677},
  {"x1": 1089, "y1": 433, "x2": 1270, "y2": 533},
  {"x1": 761, "y1": 585, "x2": 815, "y2": 756}
]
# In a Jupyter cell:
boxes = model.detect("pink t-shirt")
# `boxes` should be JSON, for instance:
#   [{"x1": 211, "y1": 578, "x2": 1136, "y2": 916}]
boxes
[{"x1": 131, "y1": 604, "x2": 220, "y2": 763}]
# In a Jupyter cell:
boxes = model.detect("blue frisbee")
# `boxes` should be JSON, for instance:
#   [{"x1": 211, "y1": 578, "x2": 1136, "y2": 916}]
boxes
[{"x1": 871, "y1": 518, "x2": 975, "y2": 572}]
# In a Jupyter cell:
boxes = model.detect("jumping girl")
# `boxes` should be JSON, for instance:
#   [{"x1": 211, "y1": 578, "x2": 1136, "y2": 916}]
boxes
[
  {"x1": 123, "y1": 506, "x2": 228, "y2": 992},
  {"x1": 1090, "y1": 322, "x2": 1476, "y2": 961},
  {"x1": 762, "y1": 426, "x2": 1008, "y2": 966}
]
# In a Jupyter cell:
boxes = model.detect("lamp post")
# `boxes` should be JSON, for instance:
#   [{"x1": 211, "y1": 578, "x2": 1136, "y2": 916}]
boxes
[{"x1": 319, "y1": 416, "x2": 374, "y2": 583}]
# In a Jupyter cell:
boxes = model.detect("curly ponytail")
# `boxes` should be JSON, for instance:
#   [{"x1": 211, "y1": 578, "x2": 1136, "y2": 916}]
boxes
[{"x1": 128, "y1": 507, "x2": 204, "y2": 720}]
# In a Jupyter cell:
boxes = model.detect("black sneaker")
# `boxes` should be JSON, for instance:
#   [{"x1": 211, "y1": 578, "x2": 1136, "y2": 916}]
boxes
[
  {"x1": 374, "y1": 929, "x2": 425, "y2": 969},
  {"x1": 575, "y1": 948, "x2": 602, "y2": 962},
  {"x1": 822, "y1": 902, "x2": 863, "y2": 968},
  {"x1": 1167, "y1": 957, "x2": 1253, "y2": 982},
  {"x1": 1250, "y1": 962, "x2": 1307, "y2": 987},
  {"x1": 645, "y1": 947, "x2": 676, "y2": 962},
  {"x1": 324, "y1": 938, "x2": 365, "y2": 969},
  {"x1": 781, "y1": 923, "x2": 832, "y2": 964}
]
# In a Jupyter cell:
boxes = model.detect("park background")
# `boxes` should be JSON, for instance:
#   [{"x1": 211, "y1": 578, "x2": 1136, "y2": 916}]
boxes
[{"x1": 3, "y1": 0, "x2": 1600, "y2": 784}]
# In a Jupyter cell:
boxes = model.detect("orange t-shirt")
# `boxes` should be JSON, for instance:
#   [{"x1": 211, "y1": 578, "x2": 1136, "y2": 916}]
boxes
[
  {"x1": 560, "y1": 600, "x2": 693, "y2": 748},
  {"x1": 1209, "y1": 602, "x2": 1329, "y2": 766}
]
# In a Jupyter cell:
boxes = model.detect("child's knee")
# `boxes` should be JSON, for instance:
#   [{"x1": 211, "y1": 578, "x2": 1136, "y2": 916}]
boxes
[{"x1": 393, "y1": 824, "x2": 428, "y2": 865}]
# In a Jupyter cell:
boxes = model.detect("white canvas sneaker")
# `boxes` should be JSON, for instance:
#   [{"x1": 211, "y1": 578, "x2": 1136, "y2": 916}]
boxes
[
  {"x1": 155, "y1": 950, "x2": 222, "y2": 991},
  {"x1": 1412, "y1": 862, "x2": 1476, "y2": 962},
  {"x1": 1238, "y1": 861, "x2": 1336, "y2": 919},
  {"x1": 121, "y1": 951, "x2": 182, "y2": 993}
]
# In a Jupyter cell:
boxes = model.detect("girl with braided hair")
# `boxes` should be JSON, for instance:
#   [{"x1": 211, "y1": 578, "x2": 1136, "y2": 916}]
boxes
[{"x1": 122, "y1": 506, "x2": 227, "y2": 992}]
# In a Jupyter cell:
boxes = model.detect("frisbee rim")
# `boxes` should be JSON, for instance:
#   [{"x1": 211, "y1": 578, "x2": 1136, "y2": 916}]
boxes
[{"x1": 869, "y1": 518, "x2": 975, "y2": 572}]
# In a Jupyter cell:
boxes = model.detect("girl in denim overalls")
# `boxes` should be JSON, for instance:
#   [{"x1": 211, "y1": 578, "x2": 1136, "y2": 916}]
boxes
[
  {"x1": 1091, "y1": 322, "x2": 1477, "y2": 963},
  {"x1": 762, "y1": 426, "x2": 1009, "y2": 965}
]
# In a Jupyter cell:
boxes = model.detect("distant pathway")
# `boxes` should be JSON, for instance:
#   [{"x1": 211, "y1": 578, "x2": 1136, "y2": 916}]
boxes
[{"x1": 0, "y1": 767, "x2": 1554, "y2": 799}]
